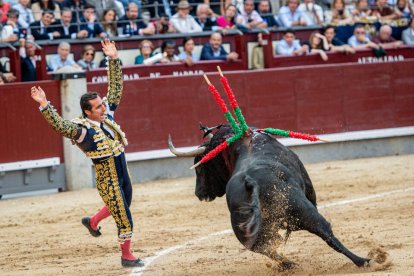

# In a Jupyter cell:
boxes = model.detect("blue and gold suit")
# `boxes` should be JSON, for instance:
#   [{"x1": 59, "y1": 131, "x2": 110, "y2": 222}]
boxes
[{"x1": 40, "y1": 59, "x2": 134, "y2": 242}]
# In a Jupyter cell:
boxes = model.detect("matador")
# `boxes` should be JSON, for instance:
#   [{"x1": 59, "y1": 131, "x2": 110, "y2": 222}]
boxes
[{"x1": 30, "y1": 39, "x2": 144, "y2": 267}]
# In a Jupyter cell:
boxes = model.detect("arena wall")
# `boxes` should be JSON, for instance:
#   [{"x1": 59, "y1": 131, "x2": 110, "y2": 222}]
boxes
[{"x1": 1, "y1": 59, "x2": 413, "y2": 194}]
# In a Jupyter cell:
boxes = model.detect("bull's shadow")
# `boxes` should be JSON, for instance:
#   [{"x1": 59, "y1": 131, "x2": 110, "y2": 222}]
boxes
[{"x1": 169, "y1": 124, "x2": 371, "y2": 270}]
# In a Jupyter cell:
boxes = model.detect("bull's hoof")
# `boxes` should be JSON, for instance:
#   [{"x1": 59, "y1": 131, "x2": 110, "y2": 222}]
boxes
[
  {"x1": 356, "y1": 258, "x2": 372, "y2": 267},
  {"x1": 278, "y1": 260, "x2": 298, "y2": 271}
]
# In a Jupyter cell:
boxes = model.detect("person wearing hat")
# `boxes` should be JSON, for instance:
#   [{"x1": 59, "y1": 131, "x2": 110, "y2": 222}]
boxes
[{"x1": 170, "y1": 0, "x2": 202, "y2": 33}]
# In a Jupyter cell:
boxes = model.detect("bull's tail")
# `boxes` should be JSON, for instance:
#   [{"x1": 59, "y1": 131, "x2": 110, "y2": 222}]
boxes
[{"x1": 237, "y1": 179, "x2": 262, "y2": 249}]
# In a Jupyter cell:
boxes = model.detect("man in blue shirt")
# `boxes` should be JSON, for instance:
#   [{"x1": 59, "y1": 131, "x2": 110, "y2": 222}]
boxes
[
  {"x1": 276, "y1": 30, "x2": 309, "y2": 55},
  {"x1": 48, "y1": 41, "x2": 81, "y2": 71},
  {"x1": 200, "y1": 32, "x2": 239, "y2": 61}
]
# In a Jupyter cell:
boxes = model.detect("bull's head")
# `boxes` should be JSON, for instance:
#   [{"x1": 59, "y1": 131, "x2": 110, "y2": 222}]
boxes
[{"x1": 168, "y1": 124, "x2": 232, "y2": 202}]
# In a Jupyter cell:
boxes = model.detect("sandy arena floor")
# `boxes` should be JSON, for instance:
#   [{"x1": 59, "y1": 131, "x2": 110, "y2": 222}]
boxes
[{"x1": 0, "y1": 154, "x2": 413, "y2": 276}]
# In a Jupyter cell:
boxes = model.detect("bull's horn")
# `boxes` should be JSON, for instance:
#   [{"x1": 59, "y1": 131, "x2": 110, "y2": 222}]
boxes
[{"x1": 168, "y1": 135, "x2": 206, "y2": 157}]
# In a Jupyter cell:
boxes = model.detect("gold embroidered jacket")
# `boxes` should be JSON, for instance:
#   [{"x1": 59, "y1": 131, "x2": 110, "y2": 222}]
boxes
[{"x1": 40, "y1": 59, "x2": 128, "y2": 163}]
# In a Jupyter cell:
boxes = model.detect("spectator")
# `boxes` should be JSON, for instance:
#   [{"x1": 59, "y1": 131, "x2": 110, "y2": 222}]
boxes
[
  {"x1": 236, "y1": 0, "x2": 267, "y2": 30},
  {"x1": 298, "y1": 0, "x2": 324, "y2": 26},
  {"x1": 205, "y1": 0, "x2": 226, "y2": 16},
  {"x1": 19, "y1": 39, "x2": 37, "y2": 82},
  {"x1": 31, "y1": 0, "x2": 61, "y2": 21},
  {"x1": 85, "y1": 0, "x2": 123, "y2": 19},
  {"x1": 79, "y1": 5, "x2": 106, "y2": 38},
  {"x1": 55, "y1": 8, "x2": 88, "y2": 39},
  {"x1": 276, "y1": 30, "x2": 309, "y2": 55},
  {"x1": 178, "y1": 37, "x2": 199, "y2": 66},
  {"x1": 351, "y1": 0, "x2": 373, "y2": 22},
  {"x1": 347, "y1": 24, "x2": 380, "y2": 50},
  {"x1": 402, "y1": 18, "x2": 414, "y2": 45},
  {"x1": 29, "y1": 9, "x2": 60, "y2": 40},
  {"x1": 77, "y1": 44, "x2": 98, "y2": 70},
  {"x1": 118, "y1": 2, "x2": 154, "y2": 36},
  {"x1": 1, "y1": 8, "x2": 22, "y2": 43},
  {"x1": 170, "y1": 1, "x2": 202, "y2": 33},
  {"x1": 216, "y1": 3, "x2": 237, "y2": 29},
  {"x1": 200, "y1": 32, "x2": 239, "y2": 61},
  {"x1": 151, "y1": 13, "x2": 176, "y2": 34},
  {"x1": 278, "y1": 0, "x2": 306, "y2": 28},
  {"x1": 371, "y1": 0, "x2": 397, "y2": 20},
  {"x1": 134, "y1": 39, "x2": 154, "y2": 64},
  {"x1": 63, "y1": 0, "x2": 85, "y2": 25},
  {"x1": 12, "y1": 0, "x2": 35, "y2": 30},
  {"x1": 100, "y1": 8, "x2": 118, "y2": 37},
  {"x1": 372, "y1": 24, "x2": 403, "y2": 48},
  {"x1": 0, "y1": 59, "x2": 16, "y2": 83},
  {"x1": 0, "y1": 0, "x2": 11, "y2": 24},
  {"x1": 324, "y1": 25, "x2": 355, "y2": 53},
  {"x1": 48, "y1": 41, "x2": 81, "y2": 71},
  {"x1": 251, "y1": 32, "x2": 265, "y2": 69},
  {"x1": 195, "y1": 3, "x2": 218, "y2": 31},
  {"x1": 394, "y1": 0, "x2": 414, "y2": 19},
  {"x1": 142, "y1": 40, "x2": 180, "y2": 65},
  {"x1": 307, "y1": 31, "x2": 330, "y2": 60},
  {"x1": 257, "y1": 0, "x2": 278, "y2": 28},
  {"x1": 325, "y1": 0, "x2": 352, "y2": 25}
]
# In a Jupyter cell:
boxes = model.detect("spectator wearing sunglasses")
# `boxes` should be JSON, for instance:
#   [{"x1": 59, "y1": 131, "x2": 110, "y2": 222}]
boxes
[
  {"x1": 347, "y1": 25, "x2": 379, "y2": 50},
  {"x1": 77, "y1": 44, "x2": 98, "y2": 70}
]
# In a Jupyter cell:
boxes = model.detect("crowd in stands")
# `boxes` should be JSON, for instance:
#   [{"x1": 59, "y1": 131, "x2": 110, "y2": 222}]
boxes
[{"x1": 0, "y1": 0, "x2": 413, "y2": 83}]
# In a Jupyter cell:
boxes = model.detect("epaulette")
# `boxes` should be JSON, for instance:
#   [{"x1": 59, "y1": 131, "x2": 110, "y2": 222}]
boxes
[{"x1": 71, "y1": 116, "x2": 91, "y2": 129}]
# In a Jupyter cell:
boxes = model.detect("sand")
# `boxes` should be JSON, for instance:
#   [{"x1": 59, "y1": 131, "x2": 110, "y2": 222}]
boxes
[{"x1": 1, "y1": 154, "x2": 413, "y2": 276}]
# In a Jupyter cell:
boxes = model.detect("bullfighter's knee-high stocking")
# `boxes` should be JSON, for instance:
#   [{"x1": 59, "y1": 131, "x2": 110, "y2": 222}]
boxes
[
  {"x1": 90, "y1": 206, "x2": 111, "y2": 231},
  {"x1": 120, "y1": 239, "x2": 138, "y2": 260}
]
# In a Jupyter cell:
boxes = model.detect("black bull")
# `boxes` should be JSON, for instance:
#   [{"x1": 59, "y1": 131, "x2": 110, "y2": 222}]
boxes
[{"x1": 169, "y1": 125, "x2": 371, "y2": 268}]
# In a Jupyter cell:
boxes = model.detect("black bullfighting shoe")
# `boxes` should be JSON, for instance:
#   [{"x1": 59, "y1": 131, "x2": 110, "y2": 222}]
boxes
[
  {"x1": 81, "y1": 217, "x2": 102, "y2": 237},
  {"x1": 121, "y1": 258, "x2": 145, "y2": 267}
]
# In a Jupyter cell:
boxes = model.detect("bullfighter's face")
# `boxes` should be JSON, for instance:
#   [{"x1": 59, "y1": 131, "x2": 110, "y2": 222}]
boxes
[{"x1": 85, "y1": 96, "x2": 107, "y2": 122}]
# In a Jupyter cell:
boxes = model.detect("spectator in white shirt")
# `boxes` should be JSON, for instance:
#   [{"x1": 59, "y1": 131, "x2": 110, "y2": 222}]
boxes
[
  {"x1": 278, "y1": 0, "x2": 307, "y2": 27},
  {"x1": 170, "y1": 1, "x2": 202, "y2": 33},
  {"x1": 236, "y1": 0, "x2": 267, "y2": 29},
  {"x1": 298, "y1": 0, "x2": 324, "y2": 26},
  {"x1": 12, "y1": 0, "x2": 34, "y2": 29}
]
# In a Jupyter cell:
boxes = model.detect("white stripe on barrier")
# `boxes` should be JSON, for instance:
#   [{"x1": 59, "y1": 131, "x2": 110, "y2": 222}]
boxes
[
  {"x1": 0, "y1": 157, "x2": 60, "y2": 172},
  {"x1": 130, "y1": 186, "x2": 414, "y2": 276},
  {"x1": 126, "y1": 126, "x2": 414, "y2": 161}
]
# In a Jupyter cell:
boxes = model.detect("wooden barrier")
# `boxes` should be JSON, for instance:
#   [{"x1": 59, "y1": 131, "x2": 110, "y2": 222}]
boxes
[
  {"x1": 261, "y1": 33, "x2": 414, "y2": 68},
  {"x1": 0, "y1": 80, "x2": 63, "y2": 163},
  {"x1": 87, "y1": 59, "x2": 414, "y2": 153},
  {"x1": 85, "y1": 60, "x2": 245, "y2": 83},
  {"x1": 1, "y1": 57, "x2": 413, "y2": 164}
]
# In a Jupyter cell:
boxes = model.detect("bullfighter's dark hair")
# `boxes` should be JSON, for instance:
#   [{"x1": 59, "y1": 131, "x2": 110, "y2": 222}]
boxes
[{"x1": 80, "y1": 92, "x2": 100, "y2": 117}]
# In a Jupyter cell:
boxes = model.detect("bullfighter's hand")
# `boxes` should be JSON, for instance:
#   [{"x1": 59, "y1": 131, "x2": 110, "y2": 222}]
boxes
[
  {"x1": 31, "y1": 86, "x2": 48, "y2": 108},
  {"x1": 101, "y1": 38, "x2": 118, "y2": 60}
]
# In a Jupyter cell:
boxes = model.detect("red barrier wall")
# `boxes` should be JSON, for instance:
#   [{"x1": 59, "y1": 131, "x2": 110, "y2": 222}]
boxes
[
  {"x1": 1, "y1": 60, "x2": 412, "y2": 164},
  {"x1": 0, "y1": 80, "x2": 63, "y2": 163},
  {"x1": 87, "y1": 59, "x2": 414, "y2": 152}
]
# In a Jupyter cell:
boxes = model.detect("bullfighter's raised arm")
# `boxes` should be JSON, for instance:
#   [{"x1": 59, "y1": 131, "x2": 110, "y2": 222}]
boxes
[
  {"x1": 103, "y1": 39, "x2": 123, "y2": 112},
  {"x1": 31, "y1": 86, "x2": 84, "y2": 141}
]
